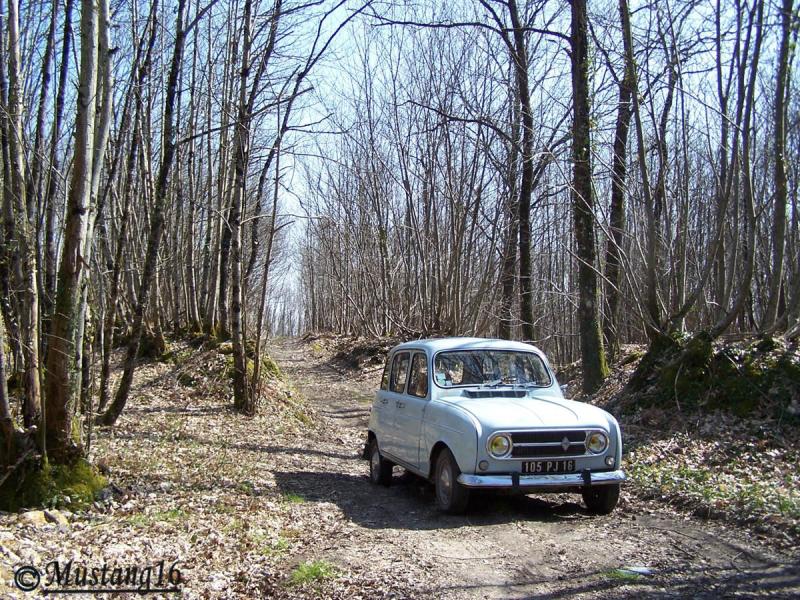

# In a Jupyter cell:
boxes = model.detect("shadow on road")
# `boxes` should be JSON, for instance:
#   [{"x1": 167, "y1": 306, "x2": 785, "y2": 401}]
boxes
[
  {"x1": 429, "y1": 562, "x2": 800, "y2": 600},
  {"x1": 273, "y1": 469, "x2": 593, "y2": 531}
]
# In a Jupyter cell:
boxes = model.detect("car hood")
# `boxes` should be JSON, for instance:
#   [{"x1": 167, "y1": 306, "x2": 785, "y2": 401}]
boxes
[{"x1": 439, "y1": 393, "x2": 612, "y2": 431}]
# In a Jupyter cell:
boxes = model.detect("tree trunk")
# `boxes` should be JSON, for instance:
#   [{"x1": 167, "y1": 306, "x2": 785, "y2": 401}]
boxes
[
  {"x1": 762, "y1": 0, "x2": 794, "y2": 331},
  {"x1": 7, "y1": 0, "x2": 42, "y2": 429},
  {"x1": 230, "y1": 0, "x2": 254, "y2": 413},
  {"x1": 602, "y1": 54, "x2": 633, "y2": 359},
  {"x1": 42, "y1": 0, "x2": 76, "y2": 339},
  {"x1": 43, "y1": 0, "x2": 100, "y2": 462},
  {"x1": 28, "y1": 0, "x2": 57, "y2": 335},
  {"x1": 571, "y1": 0, "x2": 608, "y2": 393},
  {"x1": 507, "y1": 0, "x2": 535, "y2": 342},
  {"x1": 0, "y1": 316, "x2": 14, "y2": 469},
  {"x1": 498, "y1": 83, "x2": 521, "y2": 340}
]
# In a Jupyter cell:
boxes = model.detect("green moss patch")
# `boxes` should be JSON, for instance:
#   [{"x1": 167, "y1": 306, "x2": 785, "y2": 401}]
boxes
[
  {"x1": 624, "y1": 334, "x2": 799, "y2": 418},
  {"x1": 223, "y1": 352, "x2": 282, "y2": 384},
  {"x1": 0, "y1": 458, "x2": 108, "y2": 511}
]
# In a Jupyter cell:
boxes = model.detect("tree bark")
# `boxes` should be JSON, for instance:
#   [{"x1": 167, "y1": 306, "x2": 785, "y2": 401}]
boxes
[
  {"x1": 42, "y1": 0, "x2": 76, "y2": 337},
  {"x1": 7, "y1": 0, "x2": 42, "y2": 429},
  {"x1": 230, "y1": 0, "x2": 254, "y2": 413},
  {"x1": 762, "y1": 0, "x2": 794, "y2": 331},
  {"x1": 571, "y1": 0, "x2": 608, "y2": 393},
  {"x1": 43, "y1": 0, "x2": 100, "y2": 462},
  {"x1": 602, "y1": 47, "x2": 633, "y2": 359},
  {"x1": 507, "y1": 0, "x2": 536, "y2": 342},
  {"x1": 498, "y1": 81, "x2": 521, "y2": 340}
]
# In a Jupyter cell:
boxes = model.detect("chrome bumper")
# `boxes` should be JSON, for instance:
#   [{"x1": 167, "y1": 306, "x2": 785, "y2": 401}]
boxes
[{"x1": 457, "y1": 469, "x2": 626, "y2": 489}]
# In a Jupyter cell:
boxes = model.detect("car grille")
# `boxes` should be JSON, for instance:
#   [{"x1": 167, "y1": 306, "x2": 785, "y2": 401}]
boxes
[{"x1": 509, "y1": 430, "x2": 587, "y2": 458}]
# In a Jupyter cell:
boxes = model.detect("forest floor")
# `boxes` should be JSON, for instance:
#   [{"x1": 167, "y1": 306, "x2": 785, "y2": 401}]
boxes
[{"x1": 1, "y1": 337, "x2": 799, "y2": 598}]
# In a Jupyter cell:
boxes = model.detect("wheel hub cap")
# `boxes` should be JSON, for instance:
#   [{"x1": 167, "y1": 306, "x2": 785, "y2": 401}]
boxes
[
  {"x1": 371, "y1": 450, "x2": 380, "y2": 475},
  {"x1": 439, "y1": 466, "x2": 452, "y2": 501}
]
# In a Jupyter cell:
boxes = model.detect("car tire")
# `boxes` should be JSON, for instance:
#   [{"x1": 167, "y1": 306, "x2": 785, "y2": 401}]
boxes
[
  {"x1": 582, "y1": 484, "x2": 620, "y2": 515},
  {"x1": 368, "y1": 439, "x2": 393, "y2": 486},
  {"x1": 434, "y1": 448, "x2": 470, "y2": 514}
]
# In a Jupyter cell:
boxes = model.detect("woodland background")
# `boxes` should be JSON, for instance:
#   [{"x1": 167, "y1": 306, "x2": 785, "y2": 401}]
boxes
[{"x1": 0, "y1": 0, "x2": 798, "y2": 476}]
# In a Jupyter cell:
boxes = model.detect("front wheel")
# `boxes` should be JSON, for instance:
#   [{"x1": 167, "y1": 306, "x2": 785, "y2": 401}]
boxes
[
  {"x1": 582, "y1": 484, "x2": 620, "y2": 515},
  {"x1": 368, "y1": 439, "x2": 393, "y2": 486},
  {"x1": 434, "y1": 449, "x2": 470, "y2": 514}
]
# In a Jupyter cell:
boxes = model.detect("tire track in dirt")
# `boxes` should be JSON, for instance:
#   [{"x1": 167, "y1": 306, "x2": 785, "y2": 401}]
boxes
[{"x1": 269, "y1": 337, "x2": 800, "y2": 599}]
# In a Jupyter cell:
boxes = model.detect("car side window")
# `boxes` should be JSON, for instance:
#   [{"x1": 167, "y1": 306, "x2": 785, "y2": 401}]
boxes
[
  {"x1": 390, "y1": 352, "x2": 410, "y2": 394},
  {"x1": 380, "y1": 359, "x2": 391, "y2": 391},
  {"x1": 408, "y1": 353, "x2": 429, "y2": 398}
]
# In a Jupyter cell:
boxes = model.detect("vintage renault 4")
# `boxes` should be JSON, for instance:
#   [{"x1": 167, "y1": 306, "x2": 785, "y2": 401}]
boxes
[{"x1": 364, "y1": 338, "x2": 625, "y2": 514}]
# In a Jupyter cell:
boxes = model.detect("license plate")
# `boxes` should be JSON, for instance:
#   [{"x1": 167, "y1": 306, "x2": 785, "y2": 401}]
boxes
[{"x1": 522, "y1": 459, "x2": 576, "y2": 474}]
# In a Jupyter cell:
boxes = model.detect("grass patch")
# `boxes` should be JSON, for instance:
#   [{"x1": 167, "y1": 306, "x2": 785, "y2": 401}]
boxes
[
  {"x1": 605, "y1": 569, "x2": 644, "y2": 581},
  {"x1": 155, "y1": 508, "x2": 188, "y2": 522},
  {"x1": 282, "y1": 492, "x2": 305, "y2": 504},
  {"x1": 236, "y1": 480, "x2": 256, "y2": 495},
  {"x1": 126, "y1": 513, "x2": 151, "y2": 528},
  {"x1": 128, "y1": 508, "x2": 188, "y2": 527},
  {"x1": 250, "y1": 531, "x2": 290, "y2": 557},
  {"x1": 289, "y1": 560, "x2": 337, "y2": 586}
]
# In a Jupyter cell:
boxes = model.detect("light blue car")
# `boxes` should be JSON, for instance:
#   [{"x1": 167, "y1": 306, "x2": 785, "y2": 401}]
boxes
[{"x1": 363, "y1": 337, "x2": 626, "y2": 514}]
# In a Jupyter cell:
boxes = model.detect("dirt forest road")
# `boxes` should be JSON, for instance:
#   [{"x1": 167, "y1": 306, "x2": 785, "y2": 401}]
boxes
[{"x1": 269, "y1": 338, "x2": 800, "y2": 599}]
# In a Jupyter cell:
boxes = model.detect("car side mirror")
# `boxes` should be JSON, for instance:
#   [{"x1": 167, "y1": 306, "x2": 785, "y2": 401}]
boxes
[{"x1": 560, "y1": 384, "x2": 569, "y2": 396}]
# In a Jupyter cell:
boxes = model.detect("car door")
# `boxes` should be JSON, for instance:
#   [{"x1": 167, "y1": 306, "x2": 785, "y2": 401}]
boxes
[
  {"x1": 371, "y1": 355, "x2": 393, "y2": 449},
  {"x1": 393, "y1": 351, "x2": 430, "y2": 470},
  {"x1": 376, "y1": 351, "x2": 410, "y2": 459}
]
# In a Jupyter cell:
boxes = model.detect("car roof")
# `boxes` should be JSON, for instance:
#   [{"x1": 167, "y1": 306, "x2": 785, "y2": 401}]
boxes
[{"x1": 390, "y1": 337, "x2": 545, "y2": 355}]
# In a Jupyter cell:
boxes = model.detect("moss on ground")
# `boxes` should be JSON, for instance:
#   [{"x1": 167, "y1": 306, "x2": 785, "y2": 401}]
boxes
[
  {"x1": 223, "y1": 351, "x2": 282, "y2": 383},
  {"x1": 0, "y1": 458, "x2": 108, "y2": 511},
  {"x1": 624, "y1": 333, "x2": 799, "y2": 418}
]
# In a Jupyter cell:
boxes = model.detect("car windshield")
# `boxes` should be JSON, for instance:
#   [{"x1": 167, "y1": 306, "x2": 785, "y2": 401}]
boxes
[{"x1": 433, "y1": 350, "x2": 551, "y2": 388}]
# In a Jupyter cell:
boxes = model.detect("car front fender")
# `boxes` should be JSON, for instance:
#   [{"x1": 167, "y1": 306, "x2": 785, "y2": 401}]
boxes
[{"x1": 422, "y1": 401, "x2": 482, "y2": 479}]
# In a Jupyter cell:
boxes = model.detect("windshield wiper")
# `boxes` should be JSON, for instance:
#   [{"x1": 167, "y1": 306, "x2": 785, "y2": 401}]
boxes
[{"x1": 481, "y1": 378, "x2": 504, "y2": 387}]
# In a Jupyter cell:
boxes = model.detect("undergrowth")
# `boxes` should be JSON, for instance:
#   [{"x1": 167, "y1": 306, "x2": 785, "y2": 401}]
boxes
[{"x1": 622, "y1": 333, "x2": 799, "y2": 419}]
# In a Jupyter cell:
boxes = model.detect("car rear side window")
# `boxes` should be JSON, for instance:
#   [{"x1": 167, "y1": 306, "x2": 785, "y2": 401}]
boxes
[
  {"x1": 390, "y1": 352, "x2": 410, "y2": 393},
  {"x1": 380, "y1": 360, "x2": 391, "y2": 390},
  {"x1": 408, "y1": 353, "x2": 428, "y2": 398}
]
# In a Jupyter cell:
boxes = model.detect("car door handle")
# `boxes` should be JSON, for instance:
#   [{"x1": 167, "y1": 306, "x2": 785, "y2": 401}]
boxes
[
  {"x1": 396, "y1": 401, "x2": 405, "y2": 409},
  {"x1": 380, "y1": 398, "x2": 388, "y2": 405}
]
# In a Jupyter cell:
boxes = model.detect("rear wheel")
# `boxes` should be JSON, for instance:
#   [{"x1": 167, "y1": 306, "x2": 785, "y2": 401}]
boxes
[
  {"x1": 582, "y1": 484, "x2": 620, "y2": 515},
  {"x1": 368, "y1": 439, "x2": 393, "y2": 486},
  {"x1": 434, "y1": 449, "x2": 470, "y2": 514}
]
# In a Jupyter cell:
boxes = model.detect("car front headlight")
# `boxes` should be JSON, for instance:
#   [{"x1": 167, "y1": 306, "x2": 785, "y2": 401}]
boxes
[
  {"x1": 586, "y1": 431, "x2": 609, "y2": 454},
  {"x1": 487, "y1": 433, "x2": 512, "y2": 458}
]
